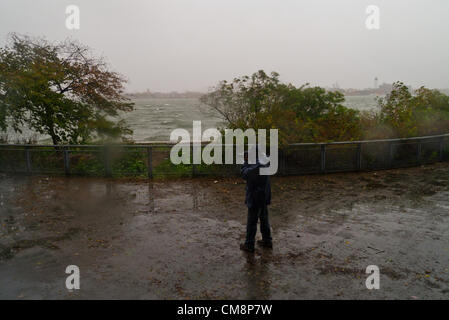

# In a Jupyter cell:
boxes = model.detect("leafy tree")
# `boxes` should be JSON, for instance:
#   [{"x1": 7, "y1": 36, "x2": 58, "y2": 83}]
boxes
[
  {"x1": 410, "y1": 86, "x2": 449, "y2": 136},
  {"x1": 0, "y1": 99, "x2": 5, "y2": 132},
  {"x1": 372, "y1": 82, "x2": 449, "y2": 138},
  {"x1": 282, "y1": 85, "x2": 347, "y2": 121},
  {"x1": 200, "y1": 70, "x2": 362, "y2": 145},
  {"x1": 200, "y1": 70, "x2": 284, "y2": 130},
  {"x1": 377, "y1": 82, "x2": 416, "y2": 137},
  {"x1": 0, "y1": 34, "x2": 133, "y2": 145}
]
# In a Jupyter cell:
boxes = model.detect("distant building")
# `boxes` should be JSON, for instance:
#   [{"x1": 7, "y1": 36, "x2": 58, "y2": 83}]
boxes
[
  {"x1": 332, "y1": 82, "x2": 340, "y2": 90},
  {"x1": 337, "y1": 82, "x2": 394, "y2": 96}
]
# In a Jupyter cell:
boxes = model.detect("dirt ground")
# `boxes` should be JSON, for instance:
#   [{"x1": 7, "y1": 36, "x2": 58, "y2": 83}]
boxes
[{"x1": 0, "y1": 163, "x2": 448, "y2": 299}]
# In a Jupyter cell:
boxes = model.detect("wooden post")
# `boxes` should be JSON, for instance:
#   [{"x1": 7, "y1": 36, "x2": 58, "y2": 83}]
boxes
[
  {"x1": 320, "y1": 144, "x2": 326, "y2": 173},
  {"x1": 147, "y1": 146, "x2": 153, "y2": 179},
  {"x1": 439, "y1": 137, "x2": 444, "y2": 161}
]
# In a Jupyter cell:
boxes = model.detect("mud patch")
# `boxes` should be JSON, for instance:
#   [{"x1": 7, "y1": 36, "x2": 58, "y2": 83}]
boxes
[{"x1": 0, "y1": 227, "x2": 80, "y2": 260}]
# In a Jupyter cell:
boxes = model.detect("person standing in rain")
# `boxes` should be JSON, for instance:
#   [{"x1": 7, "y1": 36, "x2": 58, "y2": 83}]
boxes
[{"x1": 240, "y1": 146, "x2": 273, "y2": 253}]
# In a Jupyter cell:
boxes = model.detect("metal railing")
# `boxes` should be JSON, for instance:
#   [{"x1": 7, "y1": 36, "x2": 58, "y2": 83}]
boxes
[{"x1": 1, "y1": 133, "x2": 449, "y2": 178}]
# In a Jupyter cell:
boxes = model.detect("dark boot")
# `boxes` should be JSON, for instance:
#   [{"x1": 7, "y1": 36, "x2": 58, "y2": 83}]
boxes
[
  {"x1": 240, "y1": 243, "x2": 255, "y2": 253},
  {"x1": 257, "y1": 240, "x2": 273, "y2": 249}
]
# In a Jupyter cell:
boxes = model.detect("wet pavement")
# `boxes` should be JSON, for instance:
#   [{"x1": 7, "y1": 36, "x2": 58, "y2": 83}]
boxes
[{"x1": 0, "y1": 162, "x2": 449, "y2": 299}]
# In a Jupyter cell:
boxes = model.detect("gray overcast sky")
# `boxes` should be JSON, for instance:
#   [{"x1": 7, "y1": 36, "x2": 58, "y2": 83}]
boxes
[{"x1": 1, "y1": 0, "x2": 448, "y2": 92}]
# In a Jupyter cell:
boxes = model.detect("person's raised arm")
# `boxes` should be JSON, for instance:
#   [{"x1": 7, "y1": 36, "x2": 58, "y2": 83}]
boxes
[{"x1": 241, "y1": 162, "x2": 261, "y2": 181}]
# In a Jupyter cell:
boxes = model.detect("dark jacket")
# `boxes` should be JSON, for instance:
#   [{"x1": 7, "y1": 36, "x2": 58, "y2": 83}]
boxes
[{"x1": 241, "y1": 162, "x2": 271, "y2": 208}]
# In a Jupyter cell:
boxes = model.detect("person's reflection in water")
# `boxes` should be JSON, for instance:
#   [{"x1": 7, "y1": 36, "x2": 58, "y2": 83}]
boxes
[
  {"x1": 147, "y1": 180, "x2": 155, "y2": 214},
  {"x1": 105, "y1": 180, "x2": 115, "y2": 198},
  {"x1": 192, "y1": 181, "x2": 199, "y2": 212},
  {"x1": 243, "y1": 253, "x2": 272, "y2": 299}
]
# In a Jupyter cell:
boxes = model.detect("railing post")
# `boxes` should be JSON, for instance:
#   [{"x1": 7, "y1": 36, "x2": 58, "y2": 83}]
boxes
[
  {"x1": 25, "y1": 146, "x2": 32, "y2": 174},
  {"x1": 63, "y1": 146, "x2": 70, "y2": 175},
  {"x1": 417, "y1": 140, "x2": 422, "y2": 164},
  {"x1": 356, "y1": 143, "x2": 362, "y2": 171},
  {"x1": 389, "y1": 142, "x2": 394, "y2": 168},
  {"x1": 320, "y1": 144, "x2": 326, "y2": 173},
  {"x1": 439, "y1": 137, "x2": 444, "y2": 161},
  {"x1": 147, "y1": 146, "x2": 153, "y2": 179}
]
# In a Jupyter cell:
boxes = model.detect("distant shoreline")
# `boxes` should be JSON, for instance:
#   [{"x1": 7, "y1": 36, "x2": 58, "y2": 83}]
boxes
[
  {"x1": 125, "y1": 91, "x2": 204, "y2": 99},
  {"x1": 127, "y1": 93, "x2": 381, "y2": 99},
  {"x1": 125, "y1": 87, "x2": 449, "y2": 99},
  {"x1": 125, "y1": 86, "x2": 392, "y2": 99}
]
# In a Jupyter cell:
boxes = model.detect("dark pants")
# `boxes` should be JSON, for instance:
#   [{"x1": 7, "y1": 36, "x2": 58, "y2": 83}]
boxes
[{"x1": 245, "y1": 205, "x2": 272, "y2": 247}]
